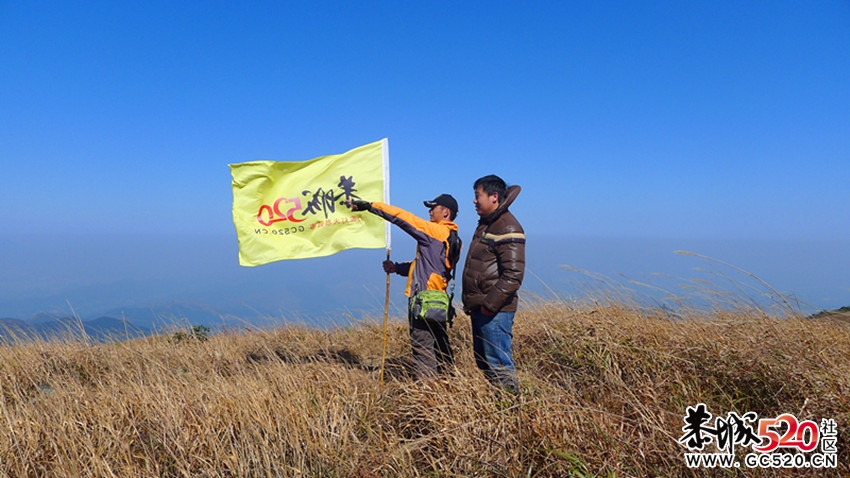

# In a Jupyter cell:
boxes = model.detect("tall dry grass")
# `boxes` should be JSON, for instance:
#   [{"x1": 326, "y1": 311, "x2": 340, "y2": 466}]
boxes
[{"x1": 1, "y1": 298, "x2": 848, "y2": 477}]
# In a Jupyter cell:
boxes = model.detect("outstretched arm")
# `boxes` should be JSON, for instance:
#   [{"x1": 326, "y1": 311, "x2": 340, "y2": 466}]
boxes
[
  {"x1": 349, "y1": 200, "x2": 372, "y2": 212},
  {"x1": 348, "y1": 200, "x2": 444, "y2": 247}
]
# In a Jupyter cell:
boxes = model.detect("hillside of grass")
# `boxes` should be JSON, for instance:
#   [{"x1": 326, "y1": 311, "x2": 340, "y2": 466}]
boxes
[
  {"x1": 1, "y1": 301, "x2": 848, "y2": 477},
  {"x1": 808, "y1": 306, "x2": 850, "y2": 321}
]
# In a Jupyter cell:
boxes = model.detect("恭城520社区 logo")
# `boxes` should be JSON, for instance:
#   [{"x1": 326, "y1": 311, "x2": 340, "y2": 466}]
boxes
[{"x1": 679, "y1": 403, "x2": 838, "y2": 469}]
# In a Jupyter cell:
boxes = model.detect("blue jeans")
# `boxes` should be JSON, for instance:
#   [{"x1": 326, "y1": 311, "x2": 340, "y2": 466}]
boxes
[{"x1": 470, "y1": 310, "x2": 518, "y2": 392}]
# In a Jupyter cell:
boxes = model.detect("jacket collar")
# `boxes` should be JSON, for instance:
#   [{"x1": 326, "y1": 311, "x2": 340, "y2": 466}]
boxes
[{"x1": 438, "y1": 220, "x2": 459, "y2": 231}]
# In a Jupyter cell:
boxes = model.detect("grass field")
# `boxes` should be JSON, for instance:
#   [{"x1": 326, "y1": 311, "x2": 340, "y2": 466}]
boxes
[{"x1": 1, "y1": 298, "x2": 848, "y2": 477}]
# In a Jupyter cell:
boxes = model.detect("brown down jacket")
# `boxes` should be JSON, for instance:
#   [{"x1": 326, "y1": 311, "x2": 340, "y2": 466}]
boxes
[{"x1": 461, "y1": 184, "x2": 526, "y2": 314}]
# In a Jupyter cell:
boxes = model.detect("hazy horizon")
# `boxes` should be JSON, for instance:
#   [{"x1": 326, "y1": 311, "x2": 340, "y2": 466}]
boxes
[{"x1": 3, "y1": 232, "x2": 846, "y2": 324}]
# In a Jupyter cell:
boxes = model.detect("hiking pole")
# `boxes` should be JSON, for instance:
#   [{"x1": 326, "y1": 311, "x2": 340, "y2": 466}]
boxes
[{"x1": 380, "y1": 247, "x2": 390, "y2": 391}]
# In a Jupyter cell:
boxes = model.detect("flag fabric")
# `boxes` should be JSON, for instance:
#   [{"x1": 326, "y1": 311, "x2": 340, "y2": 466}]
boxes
[{"x1": 230, "y1": 139, "x2": 390, "y2": 266}]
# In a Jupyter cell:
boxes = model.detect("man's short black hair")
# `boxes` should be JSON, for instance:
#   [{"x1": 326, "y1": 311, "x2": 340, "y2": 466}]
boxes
[{"x1": 473, "y1": 174, "x2": 507, "y2": 202}]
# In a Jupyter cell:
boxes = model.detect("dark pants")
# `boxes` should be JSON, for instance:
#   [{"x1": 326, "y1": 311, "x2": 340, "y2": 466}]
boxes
[{"x1": 408, "y1": 313, "x2": 454, "y2": 379}]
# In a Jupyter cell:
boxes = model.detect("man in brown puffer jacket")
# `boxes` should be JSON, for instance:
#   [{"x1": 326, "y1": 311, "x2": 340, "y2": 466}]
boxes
[{"x1": 462, "y1": 174, "x2": 526, "y2": 394}]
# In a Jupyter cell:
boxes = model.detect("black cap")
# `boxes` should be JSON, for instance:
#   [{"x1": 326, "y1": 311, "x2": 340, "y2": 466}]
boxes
[{"x1": 424, "y1": 193, "x2": 458, "y2": 219}]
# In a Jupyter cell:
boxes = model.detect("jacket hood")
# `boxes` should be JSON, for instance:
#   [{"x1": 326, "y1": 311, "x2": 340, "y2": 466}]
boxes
[{"x1": 480, "y1": 184, "x2": 521, "y2": 225}]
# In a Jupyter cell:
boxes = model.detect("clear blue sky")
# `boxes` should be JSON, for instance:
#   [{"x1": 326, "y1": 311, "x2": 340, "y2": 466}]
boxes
[{"x1": 2, "y1": 1, "x2": 848, "y2": 319}]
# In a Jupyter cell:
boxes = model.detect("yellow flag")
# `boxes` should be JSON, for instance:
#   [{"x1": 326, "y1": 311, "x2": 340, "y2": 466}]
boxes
[{"x1": 230, "y1": 139, "x2": 389, "y2": 266}]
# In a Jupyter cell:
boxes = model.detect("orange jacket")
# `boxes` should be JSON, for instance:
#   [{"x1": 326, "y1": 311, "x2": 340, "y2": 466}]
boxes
[{"x1": 370, "y1": 202, "x2": 459, "y2": 297}]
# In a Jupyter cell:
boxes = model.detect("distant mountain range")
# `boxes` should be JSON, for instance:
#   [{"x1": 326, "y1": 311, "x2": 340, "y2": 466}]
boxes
[
  {"x1": 0, "y1": 298, "x2": 393, "y2": 344},
  {"x1": 0, "y1": 315, "x2": 151, "y2": 343},
  {"x1": 4, "y1": 299, "x2": 849, "y2": 345},
  {"x1": 807, "y1": 306, "x2": 850, "y2": 321},
  {"x1": 0, "y1": 301, "x2": 273, "y2": 343}
]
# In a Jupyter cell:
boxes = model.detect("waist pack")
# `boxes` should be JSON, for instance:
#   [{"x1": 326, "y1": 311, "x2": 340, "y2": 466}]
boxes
[{"x1": 410, "y1": 289, "x2": 455, "y2": 323}]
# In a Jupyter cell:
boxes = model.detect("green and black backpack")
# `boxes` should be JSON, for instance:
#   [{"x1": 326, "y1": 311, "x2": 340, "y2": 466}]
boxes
[{"x1": 446, "y1": 229, "x2": 462, "y2": 324}]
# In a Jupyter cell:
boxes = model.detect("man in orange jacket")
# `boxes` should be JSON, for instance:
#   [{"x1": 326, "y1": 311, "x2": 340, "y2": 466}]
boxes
[{"x1": 349, "y1": 194, "x2": 460, "y2": 379}]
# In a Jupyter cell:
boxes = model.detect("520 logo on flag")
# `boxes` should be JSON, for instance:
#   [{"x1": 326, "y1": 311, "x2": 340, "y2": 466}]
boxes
[
  {"x1": 258, "y1": 197, "x2": 305, "y2": 226},
  {"x1": 679, "y1": 403, "x2": 838, "y2": 469},
  {"x1": 256, "y1": 174, "x2": 361, "y2": 226}
]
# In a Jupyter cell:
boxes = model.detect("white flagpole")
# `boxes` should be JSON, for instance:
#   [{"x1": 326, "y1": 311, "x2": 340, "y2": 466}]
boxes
[
  {"x1": 380, "y1": 137, "x2": 391, "y2": 390},
  {"x1": 381, "y1": 138, "x2": 391, "y2": 249}
]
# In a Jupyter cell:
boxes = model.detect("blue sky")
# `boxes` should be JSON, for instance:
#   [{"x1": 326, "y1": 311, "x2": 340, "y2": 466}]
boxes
[{"x1": 1, "y1": 1, "x2": 848, "y2": 320}]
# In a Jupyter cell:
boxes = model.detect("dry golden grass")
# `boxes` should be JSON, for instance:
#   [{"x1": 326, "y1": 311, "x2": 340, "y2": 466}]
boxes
[{"x1": 1, "y1": 300, "x2": 848, "y2": 477}]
